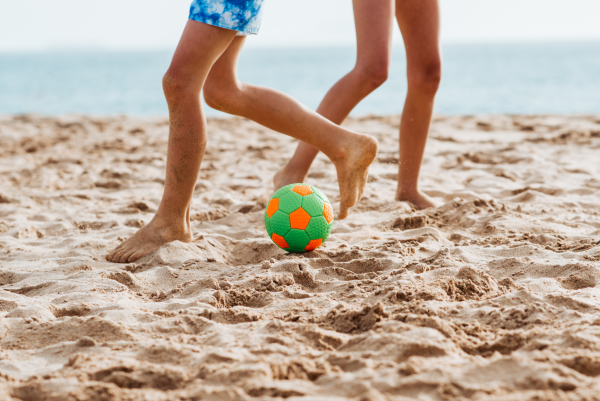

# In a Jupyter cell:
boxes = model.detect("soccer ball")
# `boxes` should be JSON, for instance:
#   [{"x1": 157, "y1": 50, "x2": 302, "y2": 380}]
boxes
[{"x1": 264, "y1": 183, "x2": 333, "y2": 253}]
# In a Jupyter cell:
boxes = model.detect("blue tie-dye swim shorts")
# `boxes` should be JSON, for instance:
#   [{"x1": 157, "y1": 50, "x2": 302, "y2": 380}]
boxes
[{"x1": 189, "y1": 0, "x2": 265, "y2": 36}]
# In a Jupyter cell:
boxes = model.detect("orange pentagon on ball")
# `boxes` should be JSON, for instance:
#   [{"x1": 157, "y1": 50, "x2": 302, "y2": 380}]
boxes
[
  {"x1": 323, "y1": 203, "x2": 333, "y2": 223},
  {"x1": 305, "y1": 238, "x2": 323, "y2": 251},
  {"x1": 266, "y1": 198, "x2": 279, "y2": 218},
  {"x1": 289, "y1": 207, "x2": 311, "y2": 230},
  {"x1": 291, "y1": 185, "x2": 313, "y2": 196},
  {"x1": 271, "y1": 233, "x2": 289, "y2": 248}
]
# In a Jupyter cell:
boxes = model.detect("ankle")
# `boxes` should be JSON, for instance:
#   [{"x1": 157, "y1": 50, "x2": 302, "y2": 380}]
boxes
[
  {"x1": 396, "y1": 187, "x2": 420, "y2": 197},
  {"x1": 280, "y1": 164, "x2": 308, "y2": 181},
  {"x1": 151, "y1": 211, "x2": 190, "y2": 231},
  {"x1": 325, "y1": 140, "x2": 352, "y2": 165},
  {"x1": 330, "y1": 132, "x2": 377, "y2": 165}
]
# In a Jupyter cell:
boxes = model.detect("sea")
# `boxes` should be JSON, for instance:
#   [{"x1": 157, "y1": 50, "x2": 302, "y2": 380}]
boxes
[{"x1": 1, "y1": 42, "x2": 599, "y2": 117}]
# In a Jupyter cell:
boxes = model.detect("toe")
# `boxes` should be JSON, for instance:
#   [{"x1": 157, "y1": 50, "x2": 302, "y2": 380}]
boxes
[
  {"x1": 106, "y1": 243, "x2": 125, "y2": 261},
  {"x1": 117, "y1": 249, "x2": 132, "y2": 264},
  {"x1": 122, "y1": 249, "x2": 137, "y2": 263},
  {"x1": 338, "y1": 190, "x2": 357, "y2": 220},
  {"x1": 128, "y1": 250, "x2": 145, "y2": 262},
  {"x1": 357, "y1": 178, "x2": 367, "y2": 201},
  {"x1": 106, "y1": 250, "x2": 118, "y2": 262},
  {"x1": 110, "y1": 248, "x2": 127, "y2": 264},
  {"x1": 338, "y1": 204, "x2": 349, "y2": 220}
]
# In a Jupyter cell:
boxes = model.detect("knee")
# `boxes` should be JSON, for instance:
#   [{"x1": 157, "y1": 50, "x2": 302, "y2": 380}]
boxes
[
  {"x1": 203, "y1": 78, "x2": 241, "y2": 113},
  {"x1": 355, "y1": 60, "x2": 390, "y2": 91},
  {"x1": 408, "y1": 59, "x2": 442, "y2": 95},
  {"x1": 162, "y1": 69, "x2": 193, "y2": 102}
]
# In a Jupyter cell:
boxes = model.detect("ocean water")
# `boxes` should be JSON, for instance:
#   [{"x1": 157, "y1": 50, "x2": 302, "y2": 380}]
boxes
[{"x1": 1, "y1": 42, "x2": 599, "y2": 116}]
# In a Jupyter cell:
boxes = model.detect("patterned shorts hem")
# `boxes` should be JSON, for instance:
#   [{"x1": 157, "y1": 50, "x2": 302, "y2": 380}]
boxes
[{"x1": 188, "y1": 16, "x2": 259, "y2": 36}]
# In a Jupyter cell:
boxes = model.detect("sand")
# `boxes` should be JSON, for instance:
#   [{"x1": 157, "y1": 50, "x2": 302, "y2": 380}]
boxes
[{"x1": 0, "y1": 113, "x2": 600, "y2": 400}]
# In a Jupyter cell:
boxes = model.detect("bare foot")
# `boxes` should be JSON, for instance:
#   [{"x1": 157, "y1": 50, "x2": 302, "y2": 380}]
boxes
[
  {"x1": 396, "y1": 189, "x2": 438, "y2": 210},
  {"x1": 272, "y1": 166, "x2": 307, "y2": 191},
  {"x1": 105, "y1": 217, "x2": 192, "y2": 263},
  {"x1": 332, "y1": 134, "x2": 379, "y2": 219}
]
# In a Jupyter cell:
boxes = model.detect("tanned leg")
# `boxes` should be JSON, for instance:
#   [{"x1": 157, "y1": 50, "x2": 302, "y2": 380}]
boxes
[
  {"x1": 107, "y1": 21, "x2": 379, "y2": 263},
  {"x1": 106, "y1": 21, "x2": 237, "y2": 263},
  {"x1": 395, "y1": 0, "x2": 442, "y2": 209},
  {"x1": 204, "y1": 37, "x2": 378, "y2": 219},
  {"x1": 272, "y1": 0, "x2": 394, "y2": 189}
]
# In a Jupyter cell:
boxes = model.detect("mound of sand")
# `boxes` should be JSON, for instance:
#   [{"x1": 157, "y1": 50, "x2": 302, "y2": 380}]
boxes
[{"x1": 1, "y1": 114, "x2": 600, "y2": 400}]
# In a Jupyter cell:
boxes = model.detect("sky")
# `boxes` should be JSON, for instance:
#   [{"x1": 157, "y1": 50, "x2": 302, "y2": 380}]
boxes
[{"x1": 1, "y1": 0, "x2": 600, "y2": 52}]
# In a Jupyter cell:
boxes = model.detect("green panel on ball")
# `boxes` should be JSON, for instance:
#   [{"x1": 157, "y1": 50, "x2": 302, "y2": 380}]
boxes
[
  {"x1": 284, "y1": 229, "x2": 310, "y2": 252},
  {"x1": 271, "y1": 184, "x2": 295, "y2": 200},
  {"x1": 278, "y1": 191, "x2": 303, "y2": 214},
  {"x1": 325, "y1": 222, "x2": 333, "y2": 240},
  {"x1": 264, "y1": 213, "x2": 272, "y2": 237},
  {"x1": 305, "y1": 215, "x2": 328, "y2": 240},
  {"x1": 301, "y1": 193, "x2": 325, "y2": 217},
  {"x1": 310, "y1": 185, "x2": 330, "y2": 204},
  {"x1": 269, "y1": 210, "x2": 291, "y2": 237}
]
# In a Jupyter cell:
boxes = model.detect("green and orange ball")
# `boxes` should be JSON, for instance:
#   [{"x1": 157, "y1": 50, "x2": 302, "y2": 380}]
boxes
[{"x1": 264, "y1": 184, "x2": 333, "y2": 253}]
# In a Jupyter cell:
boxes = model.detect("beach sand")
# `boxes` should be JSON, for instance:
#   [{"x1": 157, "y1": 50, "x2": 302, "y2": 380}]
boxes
[{"x1": 1, "y1": 114, "x2": 600, "y2": 400}]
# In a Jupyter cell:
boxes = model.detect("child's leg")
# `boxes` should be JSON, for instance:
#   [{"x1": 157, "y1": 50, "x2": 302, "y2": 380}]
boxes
[
  {"x1": 203, "y1": 37, "x2": 378, "y2": 219},
  {"x1": 106, "y1": 21, "x2": 237, "y2": 263},
  {"x1": 271, "y1": 0, "x2": 394, "y2": 189},
  {"x1": 107, "y1": 21, "x2": 378, "y2": 263},
  {"x1": 394, "y1": 0, "x2": 441, "y2": 209}
]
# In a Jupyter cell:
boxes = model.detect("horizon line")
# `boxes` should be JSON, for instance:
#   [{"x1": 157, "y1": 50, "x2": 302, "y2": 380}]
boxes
[{"x1": 1, "y1": 38, "x2": 600, "y2": 54}]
